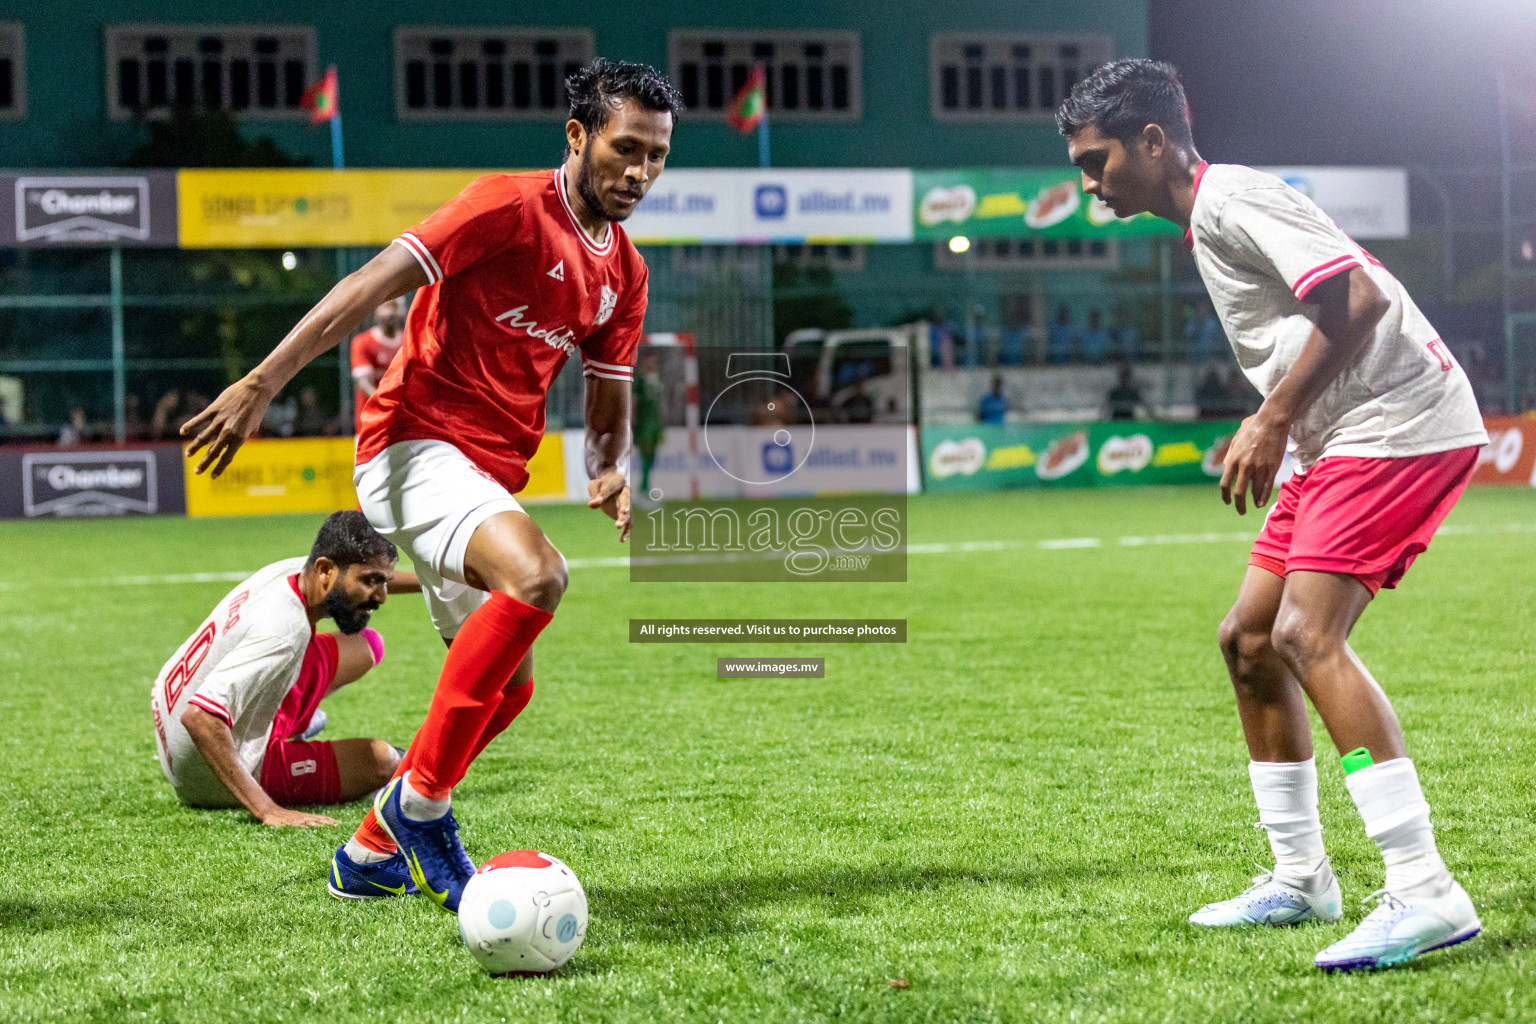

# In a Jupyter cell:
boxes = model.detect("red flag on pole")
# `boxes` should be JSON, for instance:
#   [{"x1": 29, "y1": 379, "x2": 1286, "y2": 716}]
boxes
[
  {"x1": 301, "y1": 66, "x2": 339, "y2": 125},
  {"x1": 727, "y1": 66, "x2": 766, "y2": 133}
]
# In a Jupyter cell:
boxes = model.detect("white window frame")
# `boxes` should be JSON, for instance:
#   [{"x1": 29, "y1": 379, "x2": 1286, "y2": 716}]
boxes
[
  {"x1": 0, "y1": 23, "x2": 25, "y2": 120},
  {"x1": 670, "y1": 29, "x2": 861, "y2": 122},
  {"x1": 934, "y1": 237, "x2": 1119, "y2": 271},
  {"x1": 105, "y1": 23, "x2": 317, "y2": 121},
  {"x1": 393, "y1": 26, "x2": 595, "y2": 121},
  {"x1": 930, "y1": 31, "x2": 1113, "y2": 122}
]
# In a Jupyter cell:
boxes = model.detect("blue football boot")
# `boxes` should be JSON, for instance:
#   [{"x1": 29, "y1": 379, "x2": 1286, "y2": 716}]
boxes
[
  {"x1": 373, "y1": 775, "x2": 476, "y2": 914},
  {"x1": 327, "y1": 845, "x2": 418, "y2": 900}
]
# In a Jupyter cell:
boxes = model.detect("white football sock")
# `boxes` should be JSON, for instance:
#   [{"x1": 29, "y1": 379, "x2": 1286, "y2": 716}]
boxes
[
  {"x1": 1249, "y1": 758, "x2": 1331, "y2": 892},
  {"x1": 400, "y1": 770, "x2": 452, "y2": 821},
  {"x1": 344, "y1": 838, "x2": 393, "y2": 865},
  {"x1": 1346, "y1": 757, "x2": 1453, "y2": 898}
]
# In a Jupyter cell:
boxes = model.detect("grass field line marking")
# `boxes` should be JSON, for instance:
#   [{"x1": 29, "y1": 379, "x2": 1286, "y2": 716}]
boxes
[{"x1": 5, "y1": 520, "x2": 1531, "y2": 592}]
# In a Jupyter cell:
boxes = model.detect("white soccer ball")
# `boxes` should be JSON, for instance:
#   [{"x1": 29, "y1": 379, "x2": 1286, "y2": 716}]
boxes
[{"x1": 458, "y1": 850, "x2": 588, "y2": 975}]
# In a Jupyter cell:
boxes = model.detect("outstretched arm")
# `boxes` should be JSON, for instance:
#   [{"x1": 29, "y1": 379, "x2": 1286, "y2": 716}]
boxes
[
  {"x1": 180, "y1": 706, "x2": 337, "y2": 826},
  {"x1": 1220, "y1": 267, "x2": 1390, "y2": 513},
  {"x1": 585, "y1": 375, "x2": 633, "y2": 542},
  {"x1": 182, "y1": 245, "x2": 427, "y2": 477}
]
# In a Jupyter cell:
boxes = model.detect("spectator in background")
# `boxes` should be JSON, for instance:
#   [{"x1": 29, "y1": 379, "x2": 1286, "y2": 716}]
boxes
[
  {"x1": 977, "y1": 375, "x2": 1010, "y2": 425},
  {"x1": 998, "y1": 308, "x2": 1033, "y2": 366},
  {"x1": 264, "y1": 393, "x2": 299, "y2": 437},
  {"x1": 1224, "y1": 367, "x2": 1258, "y2": 417},
  {"x1": 633, "y1": 351, "x2": 666, "y2": 493},
  {"x1": 1194, "y1": 367, "x2": 1227, "y2": 420},
  {"x1": 1080, "y1": 309, "x2": 1112, "y2": 364},
  {"x1": 929, "y1": 305, "x2": 957, "y2": 370},
  {"x1": 1112, "y1": 305, "x2": 1143, "y2": 361},
  {"x1": 58, "y1": 407, "x2": 91, "y2": 447},
  {"x1": 151, "y1": 390, "x2": 182, "y2": 440},
  {"x1": 297, "y1": 386, "x2": 329, "y2": 437},
  {"x1": 838, "y1": 378, "x2": 875, "y2": 424},
  {"x1": 123, "y1": 394, "x2": 149, "y2": 441},
  {"x1": 1047, "y1": 304, "x2": 1076, "y2": 363},
  {"x1": 962, "y1": 304, "x2": 989, "y2": 367},
  {"x1": 1187, "y1": 299, "x2": 1223, "y2": 362},
  {"x1": 1105, "y1": 364, "x2": 1145, "y2": 421}
]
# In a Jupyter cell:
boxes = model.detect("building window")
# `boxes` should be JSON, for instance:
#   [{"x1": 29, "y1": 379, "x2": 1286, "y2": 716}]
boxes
[
  {"x1": 670, "y1": 30, "x2": 860, "y2": 121},
  {"x1": 773, "y1": 243, "x2": 867, "y2": 272},
  {"x1": 0, "y1": 23, "x2": 24, "y2": 120},
  {"x1": 106, "y1": 24, "x2": 316, "y2": 119},
  {"x1": 934, "y1": 237, "x2": 1118, "y2": 270},
  {"x1": 671, "y1": 244, "x2": 768, "y2": 277},
  {"x1": 394, "y1": 27, "x2": 593, "y2": 120},
  {"x1": 931, "y1": 33, "x2": 1112, "y2": 121}
]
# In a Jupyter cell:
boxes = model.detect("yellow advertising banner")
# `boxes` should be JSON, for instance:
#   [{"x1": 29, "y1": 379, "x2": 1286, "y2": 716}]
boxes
[
  {"x1": 185, "y1": 437, "x2": 358, "y2": 517},
  {"x1": 520, "y1": 431, "x2": 569, "y2": 502},
  {"x1": 184, "y1": 435, "x2": 572, "y2": 516},
  {"x1": 177, "y1": 169, "x2": 511, "y2": 248}
]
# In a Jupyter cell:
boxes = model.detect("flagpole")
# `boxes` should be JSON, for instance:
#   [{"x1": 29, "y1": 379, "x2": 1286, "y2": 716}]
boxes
[
  {"x1": 1498, "y1": 64, "x2": 1514, "y2": 412},
  {"x1": 329, "y1": 69, "x2": 350, "y2": 429},
  {"x1": 758, "y1": 107, "x2": 770, "y2": 169}
]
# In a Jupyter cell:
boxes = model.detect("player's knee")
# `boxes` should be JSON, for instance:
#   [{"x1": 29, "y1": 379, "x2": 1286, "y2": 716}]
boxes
[
  {"x1": 1218, "y1": 611, "x2": 1270, "y2": 673},
  {"x1": 1269, "y1": 608, "x2": 1334, "y2": 673},
  {"x1": 510, "y1": 551, "x2": 567, "y2": 612},
  {"x1": 368, "y1": 738, "x2": 401, "y2": 788}
]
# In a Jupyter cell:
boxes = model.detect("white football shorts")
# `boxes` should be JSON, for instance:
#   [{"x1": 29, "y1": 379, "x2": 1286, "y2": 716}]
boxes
[{"x1": 354, "y1": 438, "x2": 530, "y2": 639}]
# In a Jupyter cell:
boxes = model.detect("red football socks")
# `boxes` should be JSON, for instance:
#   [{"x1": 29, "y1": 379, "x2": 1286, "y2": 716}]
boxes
[
  {"x1": 400, "y1": 593, "x2": 551, "y2": 800},
  {"x1": 468, "y1": 679, "x2": 535, "y2": 763}
]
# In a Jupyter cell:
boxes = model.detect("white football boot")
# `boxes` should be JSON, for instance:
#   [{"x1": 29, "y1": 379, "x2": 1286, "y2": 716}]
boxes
[
  {"x1": 1313, "y1": 881, "x2": 1481, "y2": 971},
  {"x1": 1189, "y1": 866, "x2": 1343, "y2": 927}
]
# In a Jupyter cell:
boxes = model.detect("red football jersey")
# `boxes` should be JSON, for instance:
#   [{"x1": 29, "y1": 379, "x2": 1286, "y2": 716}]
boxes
[
  {"x1": 356, "y1": 169, "x2": 648, "y2": 492},
  {"x1": 349, "y1": 325, "x2": 404, "y2": 433}
]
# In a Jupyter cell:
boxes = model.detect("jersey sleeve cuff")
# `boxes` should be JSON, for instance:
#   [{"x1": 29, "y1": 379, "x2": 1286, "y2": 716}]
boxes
[
  {"x1": 187, "y1": 694, "x2": 233, "y2": 728},
  {"x1": 1293, "y1": 255, "x2": 1362, "y2": 302},
  {"x1": 582, "y1": 356, "x2": 634, "y2": 381},
  {"x1": 393, "y1": 233, "x2": 444, "y2": 285}
]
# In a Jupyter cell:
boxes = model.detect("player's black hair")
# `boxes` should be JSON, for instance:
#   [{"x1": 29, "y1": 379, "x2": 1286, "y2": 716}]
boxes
[
  {"x1": 566, "y1": 58, "x2": 684, "y2": 138},
  {"x1": 1056, "y1": 58, "x2": 1195, "y2": 150},
  {"x1": 307, "y1": 510, "x2": 396, "y2": 570}
]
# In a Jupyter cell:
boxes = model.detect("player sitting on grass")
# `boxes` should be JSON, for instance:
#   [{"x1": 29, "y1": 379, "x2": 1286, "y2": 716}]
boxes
[
  {"x1": 150, "y1": 510, "x2": 425, "y2": 896},
  {"x1": 1059, "y1": 59, "x2": 1487, "y2": 971}
]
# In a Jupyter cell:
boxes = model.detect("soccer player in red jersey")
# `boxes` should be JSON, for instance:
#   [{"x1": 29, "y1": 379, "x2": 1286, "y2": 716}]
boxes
[
  {"x1": 349, "y1": 296, "x2": 407, "y2": 435},
  {"x1": 183, "y1": 60, "x2": 682, "y2": 912},
  {"x1": 1059, "y1": 60, "x2": 1486, "y2": 970}
]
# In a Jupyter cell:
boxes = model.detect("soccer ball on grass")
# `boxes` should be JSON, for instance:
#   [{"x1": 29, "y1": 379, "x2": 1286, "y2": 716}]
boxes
[{"x1": 457, "y1": 850, "x2": 588, "y2": 975}]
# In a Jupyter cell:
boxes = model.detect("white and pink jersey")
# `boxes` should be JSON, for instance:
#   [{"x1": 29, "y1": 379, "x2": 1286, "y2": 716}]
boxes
[
  {"x1": 1185, "y1": 162, "x2": 1486, "y2": 468},
  {"x1": 150, "y1": 557, "x2": 313, "y2": 804}
]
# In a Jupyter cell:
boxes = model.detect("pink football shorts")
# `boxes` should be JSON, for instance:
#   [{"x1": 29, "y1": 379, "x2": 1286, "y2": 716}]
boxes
[{"x1": 1249, "y1": 445, "x2": 1479, "y2": 595}]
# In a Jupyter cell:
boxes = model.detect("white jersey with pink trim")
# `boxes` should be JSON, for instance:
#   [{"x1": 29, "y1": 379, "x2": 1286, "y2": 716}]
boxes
[
  {"x1": 1186, "y1": 162, "x2": 1485, "y2": 467},
  {"x1": 150, "y1": 556, "x2": 312, "y2": 803}
]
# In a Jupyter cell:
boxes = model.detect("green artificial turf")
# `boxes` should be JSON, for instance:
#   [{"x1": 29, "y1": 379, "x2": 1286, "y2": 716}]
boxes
[{"x1": 1, "y1": 486, "x2": 1532, "y2": 1023}]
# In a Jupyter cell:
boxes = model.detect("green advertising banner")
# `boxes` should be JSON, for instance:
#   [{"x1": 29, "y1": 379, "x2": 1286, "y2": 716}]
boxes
[
  {"x1": 913, "y1": 168, "x2": 1181, "y2": 241},
  {"x1": 922, "y1": 420, "x2": 1242, "y2": 492}
]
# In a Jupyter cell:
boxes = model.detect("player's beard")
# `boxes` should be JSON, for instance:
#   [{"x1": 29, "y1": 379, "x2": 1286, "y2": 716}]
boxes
[
  {"x1": 323, "y1": 581, "x2": 377, "y2": 635},
  {"x1": 576, "y1": 145, "x2": 632, "y2": 223}
]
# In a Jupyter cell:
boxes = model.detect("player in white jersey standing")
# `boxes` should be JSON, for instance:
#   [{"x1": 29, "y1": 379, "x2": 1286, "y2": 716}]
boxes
[
  {"x1": 1057, "y1": 59, "x2": 1487, "y2": 971},
  {"x1": 151, "y1": 511, "x2": 424, "y2": 896}
]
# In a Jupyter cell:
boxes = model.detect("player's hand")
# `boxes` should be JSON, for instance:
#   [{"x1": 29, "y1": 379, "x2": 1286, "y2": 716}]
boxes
[
  {"x1": 587, "y1": 471, "x2": 632, "y2": 542},
  {"x1": 181, "y1": 377, "x2": 273, "y2": 478},
  {"x1": 1220, "y1": 410, "x2": 1288, "y2": 515},
  {"x1": 259, "y1": 807, "x2": 339, "y2": 827}
]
